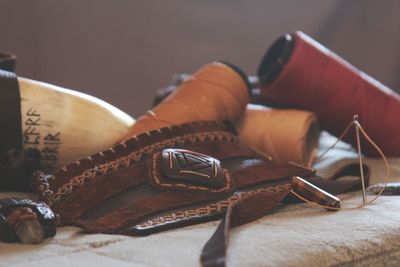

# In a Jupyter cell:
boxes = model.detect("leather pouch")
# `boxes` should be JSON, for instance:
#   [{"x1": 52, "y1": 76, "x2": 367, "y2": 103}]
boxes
[{"x1": 35, "y1": 121, "x2": 367, "y2": 236}]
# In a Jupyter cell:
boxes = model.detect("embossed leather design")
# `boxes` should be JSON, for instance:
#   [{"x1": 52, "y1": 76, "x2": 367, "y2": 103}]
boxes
[
  {"x1": 44, "y1": 120, "x2": 315, "y2": 234},
  {"x1": 153, "y1": 148, "x2": 229, "y2": 191},
  {"x1": 160, "y1": 149, "x2": 226, "y2": 189}
]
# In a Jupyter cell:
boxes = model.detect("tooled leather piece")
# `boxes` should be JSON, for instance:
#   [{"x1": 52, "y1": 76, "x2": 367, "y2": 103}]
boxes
[
  {"x1": 74, "y1": 158, "x2": 313, "y2": 235},
  {"x1": 161, "y1": 149, "x2": 226, "y2": 189},
  {"x1": 51, "y1": 121, "x2": 240, "y2": 190},
  {"x1": 125, "y1": 162, "x2": 368, "y2": 237},
  {"x1": 125, "y1": 180, "x2": 292, "y2": 236},
  {"x1": 48, "y1": 120, "x2": 315, "y2": 234},
  {"x1": 0, "y1": 69, "x2": 22, "y2": 154},
  {"x1": 151, "y1": 149, "x2": 232, "y2": 193},
  {"x1": 50, "y1": 121, "x2": 256, "y2": 224}
]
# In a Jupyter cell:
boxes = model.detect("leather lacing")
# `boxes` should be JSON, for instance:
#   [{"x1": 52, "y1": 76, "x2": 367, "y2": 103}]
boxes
[
  {"x1": 33, "y1": 121, "x2": 239, "y2": 207},
  {"x1": 59, "y1": 121, "x2": 235, "y2": 173}
]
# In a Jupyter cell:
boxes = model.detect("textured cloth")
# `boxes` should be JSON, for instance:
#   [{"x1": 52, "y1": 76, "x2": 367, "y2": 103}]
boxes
[{"x1": 1, "y1": 133, "x2": 400, "y2": 267}]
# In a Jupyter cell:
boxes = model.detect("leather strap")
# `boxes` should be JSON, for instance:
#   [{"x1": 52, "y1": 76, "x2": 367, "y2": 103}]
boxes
[
  {"x1": 201, "y1": 184, "x2": 291, "y2": 267},
  {"x1": 200, "y1": 162, "x2": 370, "y2": 267},
  {"x1": 0, "y1": 69, "x2": 22, "y2": 153},
  {"x1": 0, "y1": 52, "x2": 16, "y2": 72}
]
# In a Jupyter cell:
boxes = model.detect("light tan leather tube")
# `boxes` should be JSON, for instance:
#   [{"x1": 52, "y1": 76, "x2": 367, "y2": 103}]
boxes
[
  {"x1": 236, "y1": 104, "x2": 320, "y2": 166},
  {"x1": 120, "y1": 61, "x2": 250, "y2": 140}
]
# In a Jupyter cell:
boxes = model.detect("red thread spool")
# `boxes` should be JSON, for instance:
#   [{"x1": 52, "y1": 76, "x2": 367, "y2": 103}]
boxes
[{"x1": 257, "y1": 31, "x2": 400, "y2": 157}]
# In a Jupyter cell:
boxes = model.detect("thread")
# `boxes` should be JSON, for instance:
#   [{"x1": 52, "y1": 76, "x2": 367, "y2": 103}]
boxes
[
  {"x1": 291, "y1": 117, "x2": 389, "y2": 210},
  {"x1": 258, "y1": 31, "x2": 400, "y2": 157},
  {"x1": 236, "y1": 104, "x2": 320, "y2": 166},
  {"x1": 120, "y1": 62, "x2": 250, "y2": 140}
]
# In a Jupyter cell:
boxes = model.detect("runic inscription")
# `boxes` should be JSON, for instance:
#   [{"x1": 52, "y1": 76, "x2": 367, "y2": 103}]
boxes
[{"x1": 23, "y1": 108, "x2": 61, "y2": 171}]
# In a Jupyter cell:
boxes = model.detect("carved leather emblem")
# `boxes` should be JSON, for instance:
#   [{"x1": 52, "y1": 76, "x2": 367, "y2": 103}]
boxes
[{"x1": 161, "y1": 149, "x2": 225, "y2": 189}]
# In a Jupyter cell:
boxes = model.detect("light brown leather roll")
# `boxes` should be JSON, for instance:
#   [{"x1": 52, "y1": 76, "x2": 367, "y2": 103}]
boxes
[
  {"x1": 236, "y1": 104, "x2": 320, "y2": 166},
  {"x1": 120, "y1": 61, "x2": 250, "y2": 140}
]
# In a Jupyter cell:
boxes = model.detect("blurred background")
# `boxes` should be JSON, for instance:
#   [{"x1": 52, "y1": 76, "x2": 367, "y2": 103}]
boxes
[{"x1": 1, "y1": 0, "x2": 399, "y2": 118}]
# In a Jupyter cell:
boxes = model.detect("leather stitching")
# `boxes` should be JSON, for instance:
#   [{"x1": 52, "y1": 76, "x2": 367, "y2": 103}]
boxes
[
  {"x1": 52, "y1": 131, "x2": 237, "y2": 205},
  {"x1": 135, "y1": 183, "x2": 291, "y2": 230}
]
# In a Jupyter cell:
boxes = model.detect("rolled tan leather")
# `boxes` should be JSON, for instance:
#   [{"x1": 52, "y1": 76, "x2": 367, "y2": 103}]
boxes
[
  {"x1": 151, "y1": 76, "x2": 320, "y2": 165},
  {"x1": 236, "y1": 104, "x2": 320, "y2": 166},
  {"x1": 120, "y1": 61, "x2": 250, "y2": 140}
]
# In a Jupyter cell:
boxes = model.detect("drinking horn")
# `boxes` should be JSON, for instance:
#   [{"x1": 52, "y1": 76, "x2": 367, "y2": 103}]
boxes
[{"x1": 0, "y1": 53, "x2": 135, "y2": 183}]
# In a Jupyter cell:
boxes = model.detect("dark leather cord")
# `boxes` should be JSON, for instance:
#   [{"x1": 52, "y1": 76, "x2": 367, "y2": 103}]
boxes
[{"x1": 201, "y1": 187, "x2": 291, "y2": 267}]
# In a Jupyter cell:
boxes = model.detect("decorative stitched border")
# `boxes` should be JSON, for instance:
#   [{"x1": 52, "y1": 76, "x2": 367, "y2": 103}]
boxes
[
  {"x1": 51, "y1": 131, "x2": 238, "y2": 205},
  {"x1": 150, "y1": 151, "x2": 232, "y2": 192},
  {"x1": 134, "y1": 183, "x2": 292, "y2": 231}
]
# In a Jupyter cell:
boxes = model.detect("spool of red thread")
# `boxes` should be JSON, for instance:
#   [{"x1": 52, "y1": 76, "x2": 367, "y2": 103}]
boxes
[{"x1": 257, "y1": 31, "x2": 400, "y2": 157}]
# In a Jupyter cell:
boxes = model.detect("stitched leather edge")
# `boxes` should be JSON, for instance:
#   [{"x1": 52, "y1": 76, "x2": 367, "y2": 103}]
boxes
[
  {"x1": 132, "y1": 183, "x2": 291, "y2": 233},
  {"x1": 51, "y1": 131, "x2": 237, "y2": 205}
]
